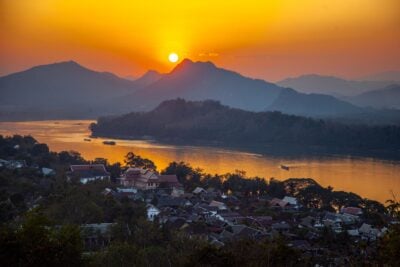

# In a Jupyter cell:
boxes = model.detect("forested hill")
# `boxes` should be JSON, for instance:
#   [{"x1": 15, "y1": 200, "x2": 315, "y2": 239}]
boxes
[{"x1": 90, "y1": 99, "x2": 400, "y2": 151}]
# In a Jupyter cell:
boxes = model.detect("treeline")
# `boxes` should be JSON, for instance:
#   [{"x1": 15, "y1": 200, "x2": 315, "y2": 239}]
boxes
[{"x1": 91, "y1": 99, "x2": 400, "y2": 151}]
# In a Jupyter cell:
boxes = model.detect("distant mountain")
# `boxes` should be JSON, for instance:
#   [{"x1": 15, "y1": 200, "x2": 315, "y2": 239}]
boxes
[
  {"x1": 358, "y1": 71, "x2": 400, "y2": 82},
  {"x1": 117, "y1": 59, "x2": 365, "y2": 117},
  {"x1": 277, "y1": 74, "x2": 393, "y2": 97},
  {"x1": 133, "y1": 70, "x2": 164, "y2": 87},
  {"x1": 0, "y1": 61, "x2": 139, "y2": 119},
  {"x1": 91, "y1": 99, "x2": 400, "y2": 151},
  {"x1": 346, "y1": 85, "x2": 400, "y2": 109},
  {"x1": 0, "y1": 59, "x2": 389, "y2": 120},
  {"x1": 267, "y1": 90, "x2": 362, "y2": 117},
  {"x1": 117, "y1": 59, "x2": 282, "y2": 112}
]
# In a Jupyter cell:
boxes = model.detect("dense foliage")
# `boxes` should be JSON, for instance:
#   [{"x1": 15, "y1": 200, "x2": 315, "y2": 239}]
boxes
[{"x1": 91, "y1": 99, "x2": 400, "y2": 151}]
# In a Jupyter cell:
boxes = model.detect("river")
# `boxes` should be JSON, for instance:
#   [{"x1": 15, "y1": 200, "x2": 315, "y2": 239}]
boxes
[{"x1": 0, "y1": 120, "x2": 399, "y2": 203}]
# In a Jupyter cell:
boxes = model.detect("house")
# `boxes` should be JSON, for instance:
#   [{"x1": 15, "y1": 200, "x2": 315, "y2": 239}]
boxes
[
  {"x1": 347, "y1": 229, "x2": 360, "y2": 237},
  {"x1": 7, "y1": 160, "x2": 27, "y2": 169},
  {"x1": 0, "y1": 159, "x2": 9, "y2": 168},
  {"x1": 119, "y1": 168, "x2": 181, "y2": 190},
  {"x1": 115, "y1": 187, "x2": 143, "y2": 200},
  {"x1": 288, "y1": 240, "x2": 312, "y2": 251},
  {"x1": 282, "y1": 196, "x2": 300, "y2": 209},
  {"x1": 300, "y1": 216, "x2": 316, "y2": 228},
  {"x1": 80, "y1": 223, "x2": 115, "y2": 250},
  {"x1": 120, "y1": 168, "x2": 159, "y2": 189},
  {"x1": 323, "y1": 212, "x2": 343, "y2": 233},
  {"x1": 157, "y1": 196, "x2": 191, "y2": 208},
  {"x1": 171, "y1": 187, "x2": 185, "y2": 197},
  {"x1": 147, "y1": 204, "x2": 161, "y2": 221},
  {"x1": 282, "y1": 196, "x2": 298, "y2": 206},
  {"x1": 341, "y1": 207, "x2": 362, "y2": 216},
  {"x1": 193, "y1": 187, "x2": 207, "y2": 194},
  {"x1": 250, "y1": 216, "x2": 273, "y2": 228},
  {"x1": 209, "y1": 200, "x2": 228, "y2": 210},
  {"x1": 358, "y1": 223, "x2": 382, "y2": 240},
  {"x1": 269, "y1": 198, "x2": 289, "y2": 209},
  {"x1": 41, "y1": 167, "x2": 55, "y2": 176},
  {"x1": 102, "y1": 188, "x2": 115, "y2": 197},
  {"x1": 67, "y1": 164, "x2": 110, "y2": 184},
  {"x1": 271, "y1": 221, "x2": 291, "y2": 233},
  {"x1": 158, "y1": 174, "x2": 182, "y2": 189}
]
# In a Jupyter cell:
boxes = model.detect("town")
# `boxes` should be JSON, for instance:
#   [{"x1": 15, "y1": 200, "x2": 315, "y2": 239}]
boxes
[{"x1": 0, "y1": 135, "x2": 399, "y2": 266}]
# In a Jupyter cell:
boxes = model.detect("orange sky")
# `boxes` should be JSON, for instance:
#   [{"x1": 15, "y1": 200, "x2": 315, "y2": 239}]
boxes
[{"x1": 1, "y1": 0, "x2": 399, "y2": 81}]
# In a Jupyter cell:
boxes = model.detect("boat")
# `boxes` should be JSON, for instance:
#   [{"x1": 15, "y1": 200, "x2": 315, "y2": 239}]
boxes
[
  {"x1": 103, "y1": 140, "x2": 116, "y2": 145},
  {"x1": 280, "y1": 165, "x2": 290, "y2": 171},
  {"x1": 84, "y1": 138, "x2": 91, "y2": 142}
]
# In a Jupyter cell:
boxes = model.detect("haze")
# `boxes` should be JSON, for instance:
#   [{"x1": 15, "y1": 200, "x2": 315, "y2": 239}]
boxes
[{"x1": 1, "y1": 0, "x2": 399, "y2": 81}]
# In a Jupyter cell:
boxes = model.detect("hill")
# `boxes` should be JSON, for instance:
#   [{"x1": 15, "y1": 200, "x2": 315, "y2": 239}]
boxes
[
  {"x1": 0, "y1": 59, "x2": 389, "y2": 120},
  {"x1": 91, "y1": 99, "x2": 400, "y2": 151},
  {"x1": 346, "y1": 85, "x2": 400, "y2": 109},
  {"x1": 0, "y1": 61, "x2": 139, "y2": 119},
  {"x1": 117, "y1": 59, "x2": 364, "y2": 117},
  {"x1": 277, "y1": 74, "x2": 393, "y2": 97},
  {"x1": 358, "y1": 70, "x2": 400, "y2": 82}
]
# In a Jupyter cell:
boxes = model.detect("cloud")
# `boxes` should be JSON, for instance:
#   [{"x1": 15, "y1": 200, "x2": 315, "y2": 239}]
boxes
[{"x1": 198, "y1": 52, "x2": 219, "y2": 57}]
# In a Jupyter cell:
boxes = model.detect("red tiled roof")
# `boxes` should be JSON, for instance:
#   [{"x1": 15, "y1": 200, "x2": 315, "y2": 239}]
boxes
[
  {"x1": 70, "y1": 164, "x2": 107, "y2": 172},
  {"x1": 341, "y1": 207, "x2": 362, "y2": 215},
  {"x1": 158, "y1": 175, "x2": 179, "y2": 183}
]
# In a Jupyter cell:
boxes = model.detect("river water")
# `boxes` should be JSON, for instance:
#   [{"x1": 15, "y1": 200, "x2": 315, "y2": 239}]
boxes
[{"x1": 0, "y1": 120, "x2": 399, "y2": 203}]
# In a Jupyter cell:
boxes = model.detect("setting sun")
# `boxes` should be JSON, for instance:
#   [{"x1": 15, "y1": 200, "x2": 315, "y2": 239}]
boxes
[{"x1": 168, "y1": 53, "x2": 179, "y2": 63}]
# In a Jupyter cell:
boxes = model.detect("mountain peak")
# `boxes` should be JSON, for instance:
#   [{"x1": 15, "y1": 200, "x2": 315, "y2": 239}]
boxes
[
  {"x1": 29, "y1": 60, "x2": 87, "y2": 72},
  {"x1": 171, "y1": 58, "x2": 216, "y2": 74},
  {"x1": 134, "y1": 69, "x2": 163, "y2": 86},
  {"x1": 143, "y1": 69, "x2": 161, "y2": 76}
]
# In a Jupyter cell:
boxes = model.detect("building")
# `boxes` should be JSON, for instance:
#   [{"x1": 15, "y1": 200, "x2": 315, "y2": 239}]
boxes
[
  {"x1": 341, "y1": 207, "x2": 363, "y2": 216},
  {"x1": 147, "y1": 204, "x2": 161, "y2": 221},
  {"x1": 119, "y1": 167, "x2": 181, "y2": 190},
  {"x1": 67, "y1": 164, "x2": 110, "y2": 184},
  {"x1": 41, "y1": 167, "x2": 55, "y2": 176},
  {"x1": 119, "y1": 168, "x2": 158, "y2": 189}
]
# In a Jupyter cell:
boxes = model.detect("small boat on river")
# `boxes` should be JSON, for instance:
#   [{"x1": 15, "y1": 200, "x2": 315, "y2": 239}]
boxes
[
  {"x1": 103, "y1": 140, "x2": 116, "y2": 145},
  {"x1": 280, "y1": 165, "x2": 290, "y2": 171}
]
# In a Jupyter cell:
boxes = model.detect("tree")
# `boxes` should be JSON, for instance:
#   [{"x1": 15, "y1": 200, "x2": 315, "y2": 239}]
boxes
[
  {"x1": 124, "y1": 152, "x2": 156, "y2": 171},
  {"x1": 162, "y1": 161, "x2": 194, "y2": 184},
  {"x1": 0, "y1": 211, "x2": 83, "y2": 267},
  {"x1": 378, "y1": 198, "x2": 400, "y2": 265}
]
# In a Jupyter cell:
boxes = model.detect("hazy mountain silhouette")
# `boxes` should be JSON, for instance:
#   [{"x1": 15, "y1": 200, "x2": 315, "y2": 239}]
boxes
[
  {"x1": 117, "y1": 59, "x2": 282, "y2": 112},
  {"x1": 0, "y1": 59, "x2": 386, "y2": 120},
  {"x1": 346, "y1": 84, "x2": 400, "y2": 109},
  {"x1": 0, "y1": 61, "x2": 138, "y2": 106},
  {"x1": 358, "y1": 71, "x2": 400, "y2": 82},
  {"x1": 277, "y1": 74, "x2": 393, "y2": 97},
  {"x1": 0, "y1": 61, "x2": 142, "y2": 119},
  {"x1": 133, "y1": 70, "x2": 164, "y2": 87},
  {"x1": 267, "y1": 90, "x2": 362, "y2": 117},
  {"x1": 117, "y1": 59, "x2": 365, "y2": 117}
]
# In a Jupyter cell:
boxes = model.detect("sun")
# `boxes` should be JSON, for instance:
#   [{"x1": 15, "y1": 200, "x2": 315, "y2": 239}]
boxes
[{"x1": 168, "y1": 53, "x2": 179, "y2": 63}]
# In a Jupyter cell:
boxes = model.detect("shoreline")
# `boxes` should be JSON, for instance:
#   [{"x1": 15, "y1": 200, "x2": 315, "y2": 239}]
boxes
[{"x1": 91, "y1": 133, "x2": 400, "y2": 161}]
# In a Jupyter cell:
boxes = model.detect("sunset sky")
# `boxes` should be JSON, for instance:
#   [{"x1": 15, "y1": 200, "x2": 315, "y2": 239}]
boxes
[{"x1": 1, "y1": 0, "x2": 399, "y2": 81}]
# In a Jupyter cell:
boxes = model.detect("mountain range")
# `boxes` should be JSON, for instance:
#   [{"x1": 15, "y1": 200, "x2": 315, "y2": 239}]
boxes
[
  {"x1": 0, "y1": 59, "x2": 398, "y2": 121},
  {"x1": 277, "y1": 74, "x2": 395, "y2": 97},
  {"x1": 345, "y1": 84, "x2": 400, "y2": 109}
]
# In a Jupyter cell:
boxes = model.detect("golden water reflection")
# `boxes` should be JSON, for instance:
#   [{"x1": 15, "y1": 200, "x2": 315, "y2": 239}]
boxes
[{"x1": 0, "y1": 120, "x2": 399, "y2": 203}]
